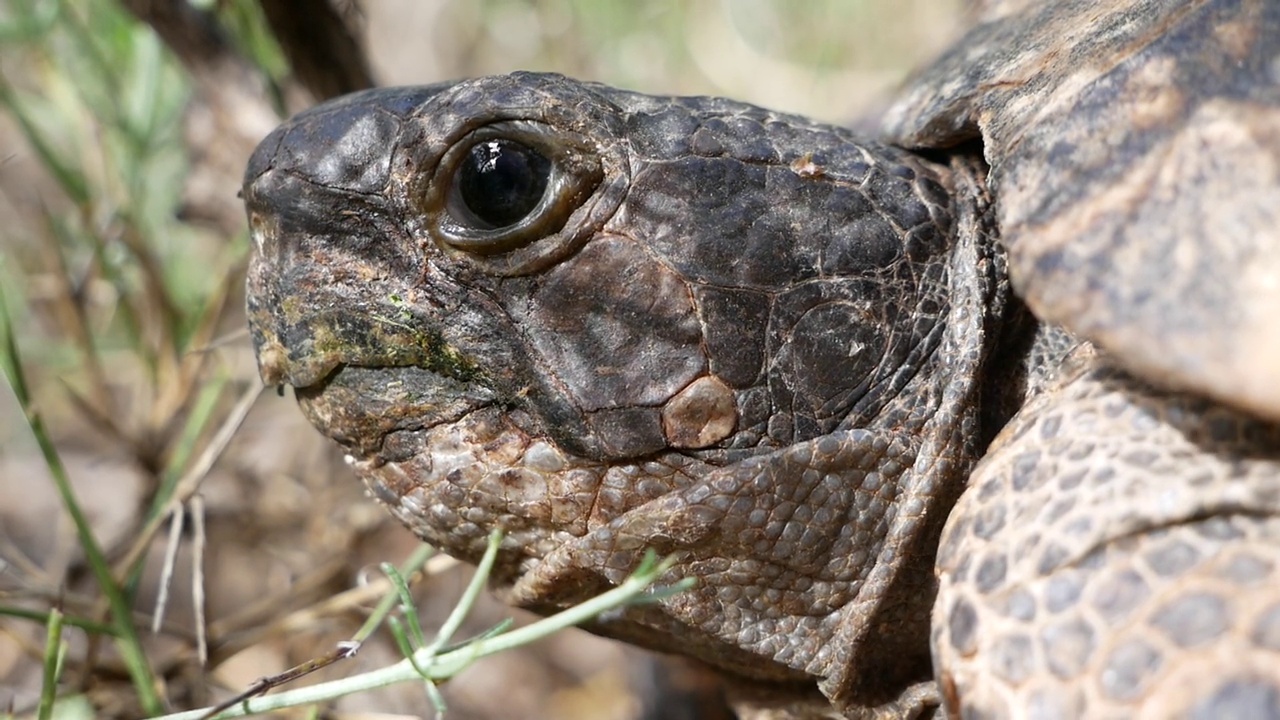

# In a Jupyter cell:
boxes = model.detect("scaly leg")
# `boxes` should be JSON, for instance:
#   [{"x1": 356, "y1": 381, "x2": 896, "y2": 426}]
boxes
[{"x1": 934, "y1": 353, "x2": 1280, "y2": 718}]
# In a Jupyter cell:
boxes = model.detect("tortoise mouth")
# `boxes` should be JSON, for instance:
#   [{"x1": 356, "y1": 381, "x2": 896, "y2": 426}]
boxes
[{"x1": 294, "y1": 363, "x2": 496, "y2": 459}]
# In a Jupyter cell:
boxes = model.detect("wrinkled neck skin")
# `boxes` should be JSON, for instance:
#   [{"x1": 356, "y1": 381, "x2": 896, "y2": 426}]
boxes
[{"x1": 243, "y1": 73, "x2": 1011, "y2": 713}]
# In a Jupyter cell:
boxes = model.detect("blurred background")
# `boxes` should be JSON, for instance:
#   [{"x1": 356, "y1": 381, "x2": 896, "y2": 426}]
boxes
[{"x1": 0, "y1": 1, "x2": 963, "y2": 718}]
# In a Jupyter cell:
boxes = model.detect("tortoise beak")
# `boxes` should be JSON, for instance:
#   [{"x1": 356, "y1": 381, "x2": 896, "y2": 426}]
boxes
[
  {"x1": 240, "y1": 82, "x2": 469, "y2": 385},
  {"x1": 241, "y1": 85, "x2": 499, "y2": 453}
]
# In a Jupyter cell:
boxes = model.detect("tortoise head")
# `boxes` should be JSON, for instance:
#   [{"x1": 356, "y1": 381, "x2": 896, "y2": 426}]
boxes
[{"x1": 242, "y1": 72, "x2": 977, "y2": 688}]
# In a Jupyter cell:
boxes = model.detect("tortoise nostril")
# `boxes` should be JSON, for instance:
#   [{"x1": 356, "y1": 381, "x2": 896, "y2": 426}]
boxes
[
  {"x1": 248, "y1": 210, "x2": 272, "y2": 252},
  {"x1": 254, "y1": 337, "x2": 291, "y2": 386}
]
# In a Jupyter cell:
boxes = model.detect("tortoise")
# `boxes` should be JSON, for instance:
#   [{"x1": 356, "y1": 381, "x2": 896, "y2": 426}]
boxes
[{"x1": 240, "y1": 0, "x2": 1280, "y2": 717}]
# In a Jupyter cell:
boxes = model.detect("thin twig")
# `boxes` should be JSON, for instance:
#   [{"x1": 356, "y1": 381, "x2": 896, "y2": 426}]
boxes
[
  {"x1": 191, "y1": 494, "x2": 208, "y2": 665},
  {"x1": 196, "y1": 642, "x2": 360, "y2": 720},
  {"x1": 152, "y1": 507, "x2": 185, "y2": 633}
]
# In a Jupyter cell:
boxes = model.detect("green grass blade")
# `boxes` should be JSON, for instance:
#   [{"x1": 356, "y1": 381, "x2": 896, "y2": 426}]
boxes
[
  {"x1": 37, "y1": 606, "x2": 66, "y2": 720},
  {"x1": 0, "y1": 287, "x2": 164, "y2": 715}
]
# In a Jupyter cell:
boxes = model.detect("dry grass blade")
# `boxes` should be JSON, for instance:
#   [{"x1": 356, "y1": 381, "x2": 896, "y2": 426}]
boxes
[
  {"x1": 150, "y1": 508, "x2": 184, "y2": 634},
  {"x1": 190, "y1": 494, "x2": 208, "y2": 666}
]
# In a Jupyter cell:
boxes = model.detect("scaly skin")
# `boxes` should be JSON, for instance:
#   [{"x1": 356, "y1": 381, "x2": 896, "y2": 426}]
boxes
[
  {"x1": 934, "y1": 348, "x2": 1280, "y2": 718},
  {"x1": 242, "y1": 67, "x2": 1280, "y2": 717}
]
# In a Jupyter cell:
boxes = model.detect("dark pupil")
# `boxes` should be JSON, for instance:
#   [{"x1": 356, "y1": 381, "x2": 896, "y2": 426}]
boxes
[{"x1": 456, "y1": 139, "x2": 551, "y2": 229}]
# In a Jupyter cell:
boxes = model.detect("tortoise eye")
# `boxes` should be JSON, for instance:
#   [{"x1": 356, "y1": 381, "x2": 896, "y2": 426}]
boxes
[
  {"x1": 451, "y1": 139, "x2": 551, "y2": 230},
  {"x1": 426, "y1": 121, "x2": 603, "y2": 258}
]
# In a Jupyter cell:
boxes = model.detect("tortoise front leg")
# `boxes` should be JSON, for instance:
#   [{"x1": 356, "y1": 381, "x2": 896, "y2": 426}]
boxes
[{"x1": 933, "y1": 354, "x2": 1280, "y2": 717}]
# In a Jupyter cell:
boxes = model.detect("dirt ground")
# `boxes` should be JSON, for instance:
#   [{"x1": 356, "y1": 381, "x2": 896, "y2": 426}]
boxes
[{"x1": 0, "y1": 2, "x2": 962, "y2": 717}]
